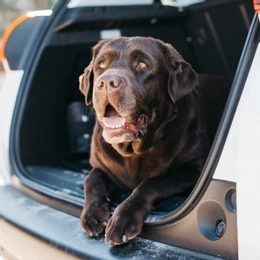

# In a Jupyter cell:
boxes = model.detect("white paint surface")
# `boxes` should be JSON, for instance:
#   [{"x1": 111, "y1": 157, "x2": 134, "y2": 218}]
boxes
[
  {"x1": 213, "y1": 44, "x2": 260, "y2": 183},
  {"x1": 235, "y1": 44, "x2": 260, "y2": 259},
  {"x1": 213, "y1": 41, "x2": 260, "y2": 258},
  {"x1": 0, "y1": 70, "x2": 24, "y2": 183}
]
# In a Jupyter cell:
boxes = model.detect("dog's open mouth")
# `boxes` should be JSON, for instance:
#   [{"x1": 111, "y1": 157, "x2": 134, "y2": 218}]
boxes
[
  {"x1": 102, "y1": 104, "x2": 146, "y2": 143},
  {"x1": 103, "y1": 104, "x2": 126, "y2": 129}
]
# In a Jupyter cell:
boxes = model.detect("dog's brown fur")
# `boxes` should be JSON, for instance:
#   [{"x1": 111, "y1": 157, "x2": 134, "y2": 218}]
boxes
[{"x1": 79, "y1": 37, "x2": 208, "y2": 246}]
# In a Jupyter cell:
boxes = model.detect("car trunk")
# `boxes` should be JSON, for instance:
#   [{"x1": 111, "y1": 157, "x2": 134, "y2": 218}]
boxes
[{"x1": 12, "y1": 0, "x2": 253, "y2": 220}]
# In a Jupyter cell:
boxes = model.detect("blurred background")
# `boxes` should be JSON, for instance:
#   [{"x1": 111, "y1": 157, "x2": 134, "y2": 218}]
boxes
[
  {"x1": 0, "y1": 0, "x2": 55, "y2": 185},
  {"x1": 0, "y1": 0, "x2": 55, "y2": 76}
]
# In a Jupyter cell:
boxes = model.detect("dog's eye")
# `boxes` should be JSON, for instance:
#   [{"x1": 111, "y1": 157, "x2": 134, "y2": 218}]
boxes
[
  {"x1": 136, "y1": 61, "x2": 148, "y2": 71},
  {"x1": 97, "y1": 60, "x2": 107, "y2": 69}
]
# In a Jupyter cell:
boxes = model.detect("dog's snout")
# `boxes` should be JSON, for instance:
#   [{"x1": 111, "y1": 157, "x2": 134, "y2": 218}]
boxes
[{"x1": 97, "y1": 75, "x2": 122, "y2": 90}]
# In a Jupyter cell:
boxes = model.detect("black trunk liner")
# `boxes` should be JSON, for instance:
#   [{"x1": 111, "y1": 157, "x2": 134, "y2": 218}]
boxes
[{"x1": 25, "y1": 165, "x2": 186, "y2": 221}]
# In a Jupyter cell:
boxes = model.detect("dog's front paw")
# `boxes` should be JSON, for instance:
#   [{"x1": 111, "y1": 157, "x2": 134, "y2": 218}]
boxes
[
  {"x1": 105, "y1": 198, "x2": 149, "y2": 246},
  {"x1": 80, "y1": 199, "x2": 110, "y2": 237}
]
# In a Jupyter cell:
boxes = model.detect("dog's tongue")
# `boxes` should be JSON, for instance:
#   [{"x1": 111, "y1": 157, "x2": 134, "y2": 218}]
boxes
[{"x1": 103, "y1": 104, "x2": 126, "y2": 128}]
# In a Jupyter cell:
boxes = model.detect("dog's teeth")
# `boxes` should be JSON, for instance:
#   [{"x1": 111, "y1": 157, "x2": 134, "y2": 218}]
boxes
[
  {"x1": 103, "y1": 117, "x2": 126, "y2": 129},
  {"x1": 105, "y1": 124, "x2": 124, "y2": 129}
]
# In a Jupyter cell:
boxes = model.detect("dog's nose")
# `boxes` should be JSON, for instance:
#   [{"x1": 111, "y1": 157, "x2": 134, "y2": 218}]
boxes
[
  {"x1": 109, "y1": 77, "x2": 121, "y2": 88},
  {"x1": 97, "y1": 75, "x2": 122, "y2": 89}
]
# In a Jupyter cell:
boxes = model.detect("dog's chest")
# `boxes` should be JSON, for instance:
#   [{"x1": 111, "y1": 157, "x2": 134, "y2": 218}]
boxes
[
  {"x1": 109, "y1": 148, "x2": 168, "y2": 189},
  {"x1": 90, "y1": 128, "x2": 172, "y2": 189}
]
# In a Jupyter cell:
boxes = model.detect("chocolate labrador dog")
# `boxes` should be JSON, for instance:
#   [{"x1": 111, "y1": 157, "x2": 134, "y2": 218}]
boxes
[{"x1": 79, "y1": 37, "x2": 208, "y2": 246}]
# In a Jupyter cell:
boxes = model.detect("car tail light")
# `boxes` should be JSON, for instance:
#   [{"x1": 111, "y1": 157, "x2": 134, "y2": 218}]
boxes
[
  {"x1": 0, "y1": 15, "x2": 30, "y2": 72},
  {"x1": 253, "y1": 0, "x2": 260, "y2": 13},
  {"x1": 0, "y1": 10, "x2": 52, "y2": 72}
]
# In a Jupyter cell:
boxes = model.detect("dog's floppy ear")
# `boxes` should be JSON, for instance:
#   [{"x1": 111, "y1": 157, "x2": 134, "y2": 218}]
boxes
[
  {"x1": 79, "y1": 40, "x2": 109, "y2": 105},
  {"x1": 164, "y1": 43, "x2": 198, "y2": 103},
  {"x1": 79, "y1": 61, "x2": 94, "y2": 105}
]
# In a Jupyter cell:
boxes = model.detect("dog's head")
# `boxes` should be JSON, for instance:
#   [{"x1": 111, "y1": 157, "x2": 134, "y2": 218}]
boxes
[{"x1": 79, "y1": 37, "x2": 198, "y2": 146}]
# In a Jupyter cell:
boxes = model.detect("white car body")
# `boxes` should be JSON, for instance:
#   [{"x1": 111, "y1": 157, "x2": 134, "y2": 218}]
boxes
[{"x1": 0, "y1": 2, "x2": 259, "y2": 259}]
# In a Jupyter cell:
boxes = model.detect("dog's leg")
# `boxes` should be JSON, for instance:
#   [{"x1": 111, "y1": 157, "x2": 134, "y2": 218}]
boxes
[
  {"x1": 105, "y1": 164, "x2": 201, "y2": 246},
  {"x1": 80, "y1": 168, "x2": 114, "y2": 237}
]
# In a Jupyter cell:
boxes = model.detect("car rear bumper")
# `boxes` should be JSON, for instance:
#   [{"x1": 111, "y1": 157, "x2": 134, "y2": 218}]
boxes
[
  {"x1": 0, "y1": 185, "x2": 222, "y2": 260},
  {"x1": 0, "y1": 219, "x2": 78, "y2": 260}
]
